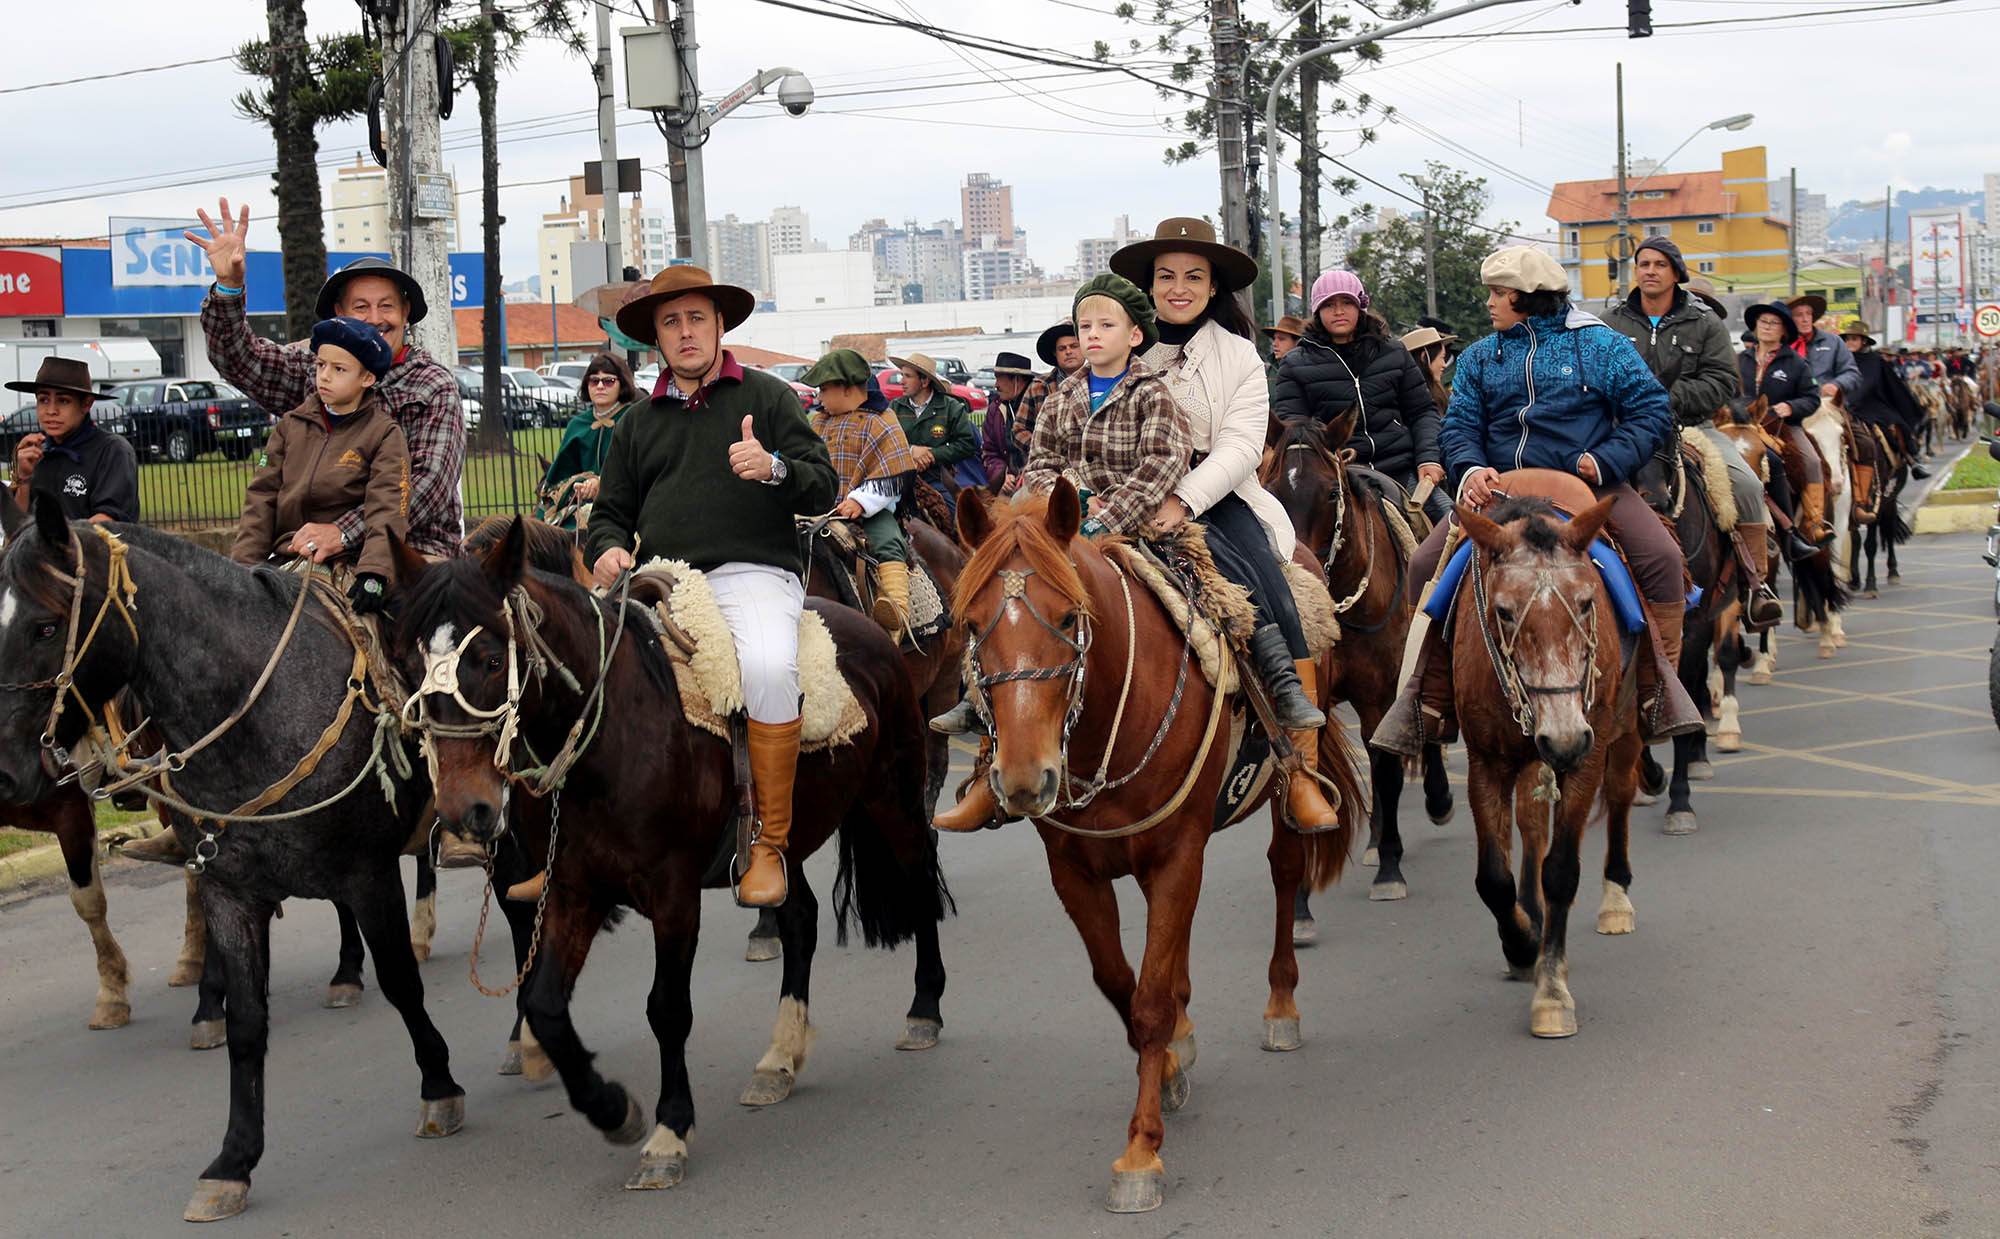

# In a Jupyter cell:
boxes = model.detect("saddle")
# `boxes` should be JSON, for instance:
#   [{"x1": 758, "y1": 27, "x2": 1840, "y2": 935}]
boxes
[
  {"x1": 1677, "y1": 427, "x2": 1738, "y2": 532},
  {"x1": 627, "y1": 560, "x2": 866, "y2": 752},
  {"x1": 796, "y1": 516, "x2": 949, "y2": 642},
  {"x1": 1347, "y1": 466, "x2": 1427, "y2": 551}
]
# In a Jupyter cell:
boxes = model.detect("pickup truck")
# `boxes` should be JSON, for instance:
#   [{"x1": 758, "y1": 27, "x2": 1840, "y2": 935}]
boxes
[{"x1": 103, "y1": 378, "x2": 273, "y2": 463}]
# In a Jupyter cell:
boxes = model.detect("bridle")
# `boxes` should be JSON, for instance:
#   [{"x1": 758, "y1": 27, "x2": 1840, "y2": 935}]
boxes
[
  {"x1": 1470, "y1": 544, "x2": 1603, "y2": 751},
  {"x1": 1279, "y1": 436, "x2": 1403, "y2": 631},
  {"x1": 965, "y1": 567, "x2": 1094, "y2": 766},
  {"x1": 0, "y1": 525, "x2": 140, "y2": 780}
]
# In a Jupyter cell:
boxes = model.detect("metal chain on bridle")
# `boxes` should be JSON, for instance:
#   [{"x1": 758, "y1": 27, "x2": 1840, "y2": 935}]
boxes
[
  {"x1": 0, "y1": 525, "x2": 140, "y2": 776},
  {"x1": 1468, "y1": 544, "x2": 1603, "y2": 804}
]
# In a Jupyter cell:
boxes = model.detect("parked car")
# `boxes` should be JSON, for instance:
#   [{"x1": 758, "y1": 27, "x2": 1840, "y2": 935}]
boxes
[
  {"x1": 926, "y1": 355, "x2": 974, "y2": 387},
  {"x1": 537, "y1": 360, "x2": 590, "y2": 395},
  {"x1": 103, "y1": 378, "x2": 272, "y2": 462},
  {"x1": 763, "y1": 362, "x2": 811, "y2": 385},
  {"x1": 968, "y1": 367, "x2": 999, "y2": 395},
  {"x1": 869, "y1": 360, "x2": 990, "y2": 416},
  {"x1": 748, "y1": 366, "x2": 814, "y2": 411},
  {"x1": 459, "y1": 367, "x2": 569, "y2": 429},
  {"x1": 0, "y1": 398, "x2": 136, "y2": 464},
  {"x1": 448, "y1": 373, "x2": 483, "y2": 431}
]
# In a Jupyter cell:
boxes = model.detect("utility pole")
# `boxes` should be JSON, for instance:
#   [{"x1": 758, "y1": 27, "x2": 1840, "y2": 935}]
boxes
[
  {"x1": 652, "y1": 0, "x2": 694, "y2": 262},
  {"x1": 1930, "y1": 220, "x2": 1944, "y2": 351},
  {"x1": 1613, "y1": 62, "x2": 1631, "y2": 299},
  {"x1": 384, "y1": 0, "x2": 453, "y2": 361},
  {"x1": 1211, "y1": 0, "x2": 1250, "y2": 251},
  {"x1": 1422, "y1": 187, "x2": 1438, "y2": 317},
  {"x1": 595, "y1": 1, "x2": 624, "y2": 278},
  {"x1": 1881, "y1": 184, "x2": 1891, "y2": 330},
  {"x1": 1788, "y1": 165, "x2": 1799, "y2": 298},
  {"x1": 677, "y1": 0, "x2": 710, "y2": 272},
  {"x1": 1294, "y1": 2, "x2": 1320, "y2": 290}
]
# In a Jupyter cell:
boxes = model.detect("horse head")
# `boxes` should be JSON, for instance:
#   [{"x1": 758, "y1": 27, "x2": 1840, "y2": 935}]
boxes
[
  {"x1": 1260, "y1": 407, "x2": 1358, "y2": 562},
  {"x1": 1455, "y1": 494, "x2": 1617, "y2": 774},
  {"x1": 954, "y1": 480, "x2": 1095, "y2": 819},
  {"x1": 0, "y1": 495, "x2": 141, "y2": 804},
  {"x1": 1717, "y1": 394, "x2": 1771, "y2": 475}
]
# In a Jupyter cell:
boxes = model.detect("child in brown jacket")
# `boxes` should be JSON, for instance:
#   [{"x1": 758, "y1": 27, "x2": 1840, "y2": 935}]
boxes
[{"x1": 230, "y1": 316, "x2": 410, "y2": 613}]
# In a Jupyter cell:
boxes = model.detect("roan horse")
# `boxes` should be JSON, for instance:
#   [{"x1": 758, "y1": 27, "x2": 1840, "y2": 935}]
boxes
[
  {"x1": 390, "y1": 520, "x2": 949, "y2": 1192},
  {"x1": 1261, "y1": 411, "x2": 1454, "y2": 909},
  {"x1": 951, "y1": 481, "x2": 1366, "y2": 1214},
  {"x1": 0, "y1": 499, "x2": 459, "y2": 1224},
  {"x1": 1448, "y1": 492, "x2": 1640, "y2": 1039}
]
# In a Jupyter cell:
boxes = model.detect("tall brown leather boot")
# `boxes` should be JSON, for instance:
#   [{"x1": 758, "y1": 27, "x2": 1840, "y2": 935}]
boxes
[
  {"x1": 1800, "y1": 480, "x2": 1830, "y2": 542},
  {"x1": 1640, "y1": 601, "x2": 1705, "y2": 740},
  {"x1": 737, "y1": 718, "x2": 801, "y2": 907},
  {"x1": 872, "y1": 560, "x2": 911, "y2": 633},
  {"x1": 1733, "y1": 524, "x2": 1784, "y2": 631},
  {"x1": 1371, "y1": 623, "x2": 1454, "y2": 759},
  {"x1": 1284, "y1": 659, "x2": 1340, "y2": 833}
]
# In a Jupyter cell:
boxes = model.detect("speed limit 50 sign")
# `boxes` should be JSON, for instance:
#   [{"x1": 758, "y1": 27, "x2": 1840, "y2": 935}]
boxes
[{"x1": 1976, "y1": 304, "x2": 2000, "y2": 338}]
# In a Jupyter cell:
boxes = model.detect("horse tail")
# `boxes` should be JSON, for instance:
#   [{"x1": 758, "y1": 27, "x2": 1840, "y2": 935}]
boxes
[
  {"x1": 832, "y1": 701, "x2": 953, "y2": 951},
  {"x1": 1301, "y1": 719, "x2": 1368, "y2": 893},
  {"x1": 1793, "y1": 550, "x2": 1848, "y2": 620},
  {"x1": 1879, "y1": 500, "x2": 1912, "y2": 547}
]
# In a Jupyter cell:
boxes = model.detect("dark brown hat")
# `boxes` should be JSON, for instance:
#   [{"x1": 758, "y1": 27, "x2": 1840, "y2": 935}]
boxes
[
  {"x1": 1109, "y1": 217, "x2": 1258, "y2": 294},
  {"x1": 1786, "y1": 293, "x2": 1827, "y2": 322},
  {"x1": 1035, "y1": 320, "x2": 1078, "y2": 366},
  {"x1": 3, "y1": 356, "x2": 109, "y2": 401},
  {"x1": 1262, "y1": 315, "x2": 1308, "y2": 340},
  {"x1": 614, "y1": 264, "x2": 756, "y2": 344}
]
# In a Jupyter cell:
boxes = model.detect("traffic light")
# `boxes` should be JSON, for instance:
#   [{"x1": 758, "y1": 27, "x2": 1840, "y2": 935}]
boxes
[{"x1": 1628, "y1": 0, "x2": 1653, "y2": 37}]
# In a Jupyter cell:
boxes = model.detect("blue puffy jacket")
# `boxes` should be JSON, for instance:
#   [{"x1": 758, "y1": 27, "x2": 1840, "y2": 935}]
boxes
[{"x1": 1441, "y1": 307, "x2": 1672, "y2": 490}]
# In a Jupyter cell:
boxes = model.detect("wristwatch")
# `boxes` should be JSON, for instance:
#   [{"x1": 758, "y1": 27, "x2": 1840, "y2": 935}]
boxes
[{"x1": 762, "y1": 450, "x2": 788, "y2": 485}]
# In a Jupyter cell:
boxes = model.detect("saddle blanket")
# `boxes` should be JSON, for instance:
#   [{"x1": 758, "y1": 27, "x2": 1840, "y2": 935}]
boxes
[
  {"x1": 1423, "y1": 524, "x2": 1647, "y2": 634},
  {"x1": 631, "y1": 560, "x2": 867, "y2": 751},
  {"x1": 801, "y1": 517, "x2": 949, "y2": 641}
]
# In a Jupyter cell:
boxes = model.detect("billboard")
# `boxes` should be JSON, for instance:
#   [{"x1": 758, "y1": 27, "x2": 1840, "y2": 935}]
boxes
[
  {"x1": 1909, "y1": 210, "x2": 1966, "y2": 296},
  {"x1": 0, "y1": 246, "x2": 64, "y2": 316},
  {"x1": 110, "y1": 217, "x2": 216, "y2": 288}
]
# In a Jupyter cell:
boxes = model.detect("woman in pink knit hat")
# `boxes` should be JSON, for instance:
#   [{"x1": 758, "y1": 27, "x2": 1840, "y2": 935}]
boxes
[{"x1": 1273, "y1": 269, "x2": 1446, "y2": 522}]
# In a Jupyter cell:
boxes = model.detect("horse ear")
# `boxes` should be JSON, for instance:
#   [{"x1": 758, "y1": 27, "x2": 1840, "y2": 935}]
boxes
[
  {"x1": 1749, "y1": 395, "x2": 1769, "y2": 419},
  {"x1": 1323, "y1": 405, "x2": 1359, "y2": 451},
  {"x1": 1454, "y1": 505, "x2": 1511, "y2": 557},
  {"x1": 30, "y1": 490, "x2": 67, "y2": 554},
  {"x1": 956, "y1": 485, "x2": 993, "y2": 549},
  {"x1": 1560, "y1": 495, "x2": 1618, "y2": 552},
  {"x1": 1045, "y1": 477, "x2": 1082, "y2": 544},
  {"x1": 1265, "y1": 414, "x2": 1286, "y2": 449},
  {"x1": 387, "y1": 530, "x2": 430, "y2": 590},
  {"x1": 0, "y1": 492, "x2": 24, "y2": 541},
  {"x1": 478, "y1": 516, "x2": 528, "y2": 591}
]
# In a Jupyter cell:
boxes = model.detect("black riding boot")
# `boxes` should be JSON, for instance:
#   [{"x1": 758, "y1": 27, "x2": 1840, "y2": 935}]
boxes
[{"x1": 1248, "y1": 625, "x2": 1326, "y2": 730}]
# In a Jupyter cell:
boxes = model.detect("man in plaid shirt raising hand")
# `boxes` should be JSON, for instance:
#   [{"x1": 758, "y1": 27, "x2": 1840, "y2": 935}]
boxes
[{"x1": 188, "y1": 198, "x2": 465, "y2": 562}]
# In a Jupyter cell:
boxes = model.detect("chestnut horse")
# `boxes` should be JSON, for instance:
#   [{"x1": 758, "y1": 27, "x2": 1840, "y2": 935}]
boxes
[
  {"x1": 1261, "y1": 411, "x2": 1453, "y2": 909},
  {"x1": 952, "y1": 481, "x2": 1365, "y2": 1214},
  {"x1": 390, "y1": 521, "x2": 949, "y2": 1192},
  {"x1": 1450, "y1": 493, "x2": 1640, "y2": 1039}
]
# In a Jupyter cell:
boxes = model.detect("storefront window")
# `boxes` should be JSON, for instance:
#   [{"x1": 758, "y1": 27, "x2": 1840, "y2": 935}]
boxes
[{"x1": 100, "y1": 317, "x2": 187, "y2": 377}]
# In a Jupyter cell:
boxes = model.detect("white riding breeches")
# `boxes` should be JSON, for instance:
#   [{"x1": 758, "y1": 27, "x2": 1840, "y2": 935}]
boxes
[{"x1": 707, "y1": 562, "x2": 804, "y2": 724}]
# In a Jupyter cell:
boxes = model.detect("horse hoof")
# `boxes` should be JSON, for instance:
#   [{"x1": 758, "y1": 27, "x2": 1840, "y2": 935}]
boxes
[
  {"x1": 1663, "y1": 811, "x2": 1698, "y2": 836},
  {"x1": 606, "y1": 1093, "x2": 649, "y2": 1145},
  {"x1": 183, "y1": 1179, "x2": 249, "y2": 1223},
  {"x1": 740, "y1": 1068, "x2": 795, "y2": 1107},
  {"x1": 1531, "y1": 1004, "x2": 1579, "y2": 1039},
  {"x1": 1688, "y1": 761, "x2": 1715, "y2": 782},
  {"x1": 409, "y1": 940, "x2": 431, "y2": 963},
  {"x1": 1748, "y1": 669, "x2": 1772, "y2": 686},
  {"x1": 1632, "y1": 789, "x2": 1660, "y2": 807},
  {"x1": 1161, "y1": 1065, "x2": 1191, "y2": 1114},
  {"x1": 497, "y1": 1042, "x2": 523, "y2": 1076},
  {"x1": 1598, "y1": 908, "x2": 1636, "y2": 935},
  {"x1": 1369, "y1": 880, "x2": 1408, "y2": 902},
  {"x1": 1292, "y1": 917, "x2": 1317, "y2": 947},
  {"x1": 1361, "y1": 846, "x2": 1379, "y2": 867},
  {"x1": 1715, "y1": 731, "x2": 1742, "y2": 753},
  {"x1": 189, "y1": 1019, "x2": 227, "y2": 1051},
  {"x1": 1864, "y1": 588, "x2": 1879, "y2": 600},
  {"x1": 1260, "y1": 1017, "x2": 1302, "y2": 1052},
  {"x1": 520, "y1": 1037, "x2": 554, "y2": 1082},
  {"x1": 625, "y1": 1150, "x2": 687, "y2": 1191},
  {"x1": 895, "y1": 1018, "x2": 941, "y2": 1052},
  {"x1": 1503, "y1": 963, "x2": 1535, "y2": 983},
  {"x1": 414, "y1": 1093, "x2": 465, "y2": 1139},
  {"x1": 744, "y1": 935, "x2": 781, "y2": 963},
  {"x1": 167, "y1": 961, "x2": 202, "y2": 988},
  {"x1": 1888, "y1": 572, "x2": 1901, "y2": 584},
  {"x1": 323, "y1": 983, "x2": 363, "y2": 1010},
  {"x1": 1105, "y1": 1168, "x2": 1165, "y2": 1214},
  {"x1": 88, "y1": 1001, "x2": 131, "y2": 1030},
  {"x1": 1426, "y1": 800, "x2": 1455, "y2": 826},
  {"x1": 1168, "y1": 1032, "x2": 1197, "y2": 1073},
  {"x1": 1818, "y1": 644, "x2": 1835, "y2": 660}
]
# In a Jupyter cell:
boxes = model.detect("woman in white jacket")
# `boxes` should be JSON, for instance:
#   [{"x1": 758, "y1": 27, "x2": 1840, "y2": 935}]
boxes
[{"x1": 1109, "y1": 217, "x2": 1338, "y2": 833}]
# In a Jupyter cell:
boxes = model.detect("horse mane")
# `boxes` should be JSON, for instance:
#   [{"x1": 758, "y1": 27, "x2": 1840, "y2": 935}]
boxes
[
  {"x1": 3, "y1": 520, "x2": 321, "y2": 626},
  {"x1": 465, "y1": 515, "x2": 585, "y2": 582},
  {"x1": 1484, "y1": 495, "x2": 1567, "y2": 554},
  {"x1": 1261, "y1": 416, "x2": 1339, "y2": 483},
  {"x1": 952, "y1": 492, "x2": 1094, "y2": 625}
]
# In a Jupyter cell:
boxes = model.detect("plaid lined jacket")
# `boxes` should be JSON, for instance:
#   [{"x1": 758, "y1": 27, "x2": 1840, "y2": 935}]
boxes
[
  {"x1": 202, "y1": 291, "x2": 465, "y2": 558},
  {"x1": 810, "y1": 408, "x2": 920, "y2": 494},
  {"x1": 1023, "y1": 361, "x2": 1191, "y2": 537}
]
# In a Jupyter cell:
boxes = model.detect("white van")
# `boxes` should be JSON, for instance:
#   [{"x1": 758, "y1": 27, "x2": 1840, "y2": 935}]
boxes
[{"x1": 0, "y1": 337, "x2": 161, "y2": 388}]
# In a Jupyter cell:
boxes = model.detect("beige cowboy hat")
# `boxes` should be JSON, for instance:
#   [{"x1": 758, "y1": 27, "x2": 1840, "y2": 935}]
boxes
[
  {"x1": 1685, "y1": 275, "x2": 1728, "y2": 320},
  {"x1": 1840, "y1": 316, "x2": 1878, "y2": 346},
  {"x1": 1109, "y1": 216, "x2": 1259, "y2": 294},
  {"x1": 614, "y1": 264, "x2": 756, "y2": 344},
  {"x1": 888, "y1": 352, "x2": 943, "y2": 390},
  {"x1": 1262, "y1": 314, "x2": 1308, "y2": 340},
  {"x1": 1399, "y1": 325, "x2": 1459, "y2": 353}
]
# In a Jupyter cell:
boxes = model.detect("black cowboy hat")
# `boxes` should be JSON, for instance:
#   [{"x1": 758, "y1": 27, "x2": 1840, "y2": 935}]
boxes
[
  {"x1": 1035, "y1": 319, "x2": 1077, "y2": 367},
  {"x1": 1109, "y1": 217, "x2": 1259, "y2": 295},
  {"x1": 3, "y1": 356, "x2": 111, "y2": 401},
  {"x1": 316, "y1": 255, "x2": 429, "y2": 324},
  {"x1": 992, "y1": 351, "x2": 1036, "y2": 377},
  {"x1": 1743, "y1": 302, "x2": 1799, "y2": 344}
]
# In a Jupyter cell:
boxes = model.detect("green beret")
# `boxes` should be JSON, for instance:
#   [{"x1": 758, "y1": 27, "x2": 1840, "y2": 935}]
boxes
[
  {"x1": 801, "y1": 347, "x2": 872, "y2": 388},
  {"x1": 1072, "y1": 273, "x2": 1159, "y2": 353}
]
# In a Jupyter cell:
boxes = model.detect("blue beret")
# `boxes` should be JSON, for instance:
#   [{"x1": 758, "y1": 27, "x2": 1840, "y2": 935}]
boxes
[{"x1": 310, "y1": 316, "x2": 394, "y2": 378}]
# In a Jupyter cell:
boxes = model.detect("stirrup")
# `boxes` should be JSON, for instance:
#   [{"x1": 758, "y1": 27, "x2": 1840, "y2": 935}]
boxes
[{"x1": 733, "y1": 846, "x2": 789, "y2": 908}]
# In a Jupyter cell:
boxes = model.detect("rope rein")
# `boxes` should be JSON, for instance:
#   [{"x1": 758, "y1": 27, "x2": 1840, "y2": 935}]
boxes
[{"x1": 1468, "y1": 543, "x2": 1604, "y2": 804}]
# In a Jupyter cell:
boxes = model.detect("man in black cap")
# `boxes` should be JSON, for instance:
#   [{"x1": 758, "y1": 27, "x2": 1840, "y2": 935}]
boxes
[
  {"x1": 6, "y1": 357, "x2": 138, "y2": 524},
  {"x1": 978, "y1": 350, "x2": 1038, "y2": 493},
  {"x1": 186, "y1": 198, "x2": 464, "y2": 564}
]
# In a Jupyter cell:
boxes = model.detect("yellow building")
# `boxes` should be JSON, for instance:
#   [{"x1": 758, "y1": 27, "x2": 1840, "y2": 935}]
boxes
[{"x1": 1548, "y1": 146, "x2": 1791, "y2": 302}]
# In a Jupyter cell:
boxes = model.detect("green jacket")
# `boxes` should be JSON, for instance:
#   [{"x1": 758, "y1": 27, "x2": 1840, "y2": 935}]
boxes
[
  {"x1": 1604, "y1": 288, "x2": 1739, "y2": 427},
  {"x1": 891, "y1": 389, "x2": 978, "y2": 486},
  {"x1": 584, "y1": 362, "x2": 836, "y2": 577},
  {"x1": 540, "y1": 400, "x2": 637, "y2": 529}
]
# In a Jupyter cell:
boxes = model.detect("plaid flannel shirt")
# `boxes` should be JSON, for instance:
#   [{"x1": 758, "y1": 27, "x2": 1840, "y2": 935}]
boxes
[
  {"x1": 1022, "y1": 360, "x2": 1191, "y2": 537},
  {"x1": 202, "y1": 290, "x2": 465, "y2": 558}
]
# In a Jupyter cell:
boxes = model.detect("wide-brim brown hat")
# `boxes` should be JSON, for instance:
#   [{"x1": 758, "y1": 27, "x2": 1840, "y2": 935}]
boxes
[
  {"x1": 1035, "y1": 320, "x2": 1077, "y2": 366},
  {"x1": 1399, "y1": 325, "x2": 1459, "y2": 353},
  {"x1": 1840, "y1": 316, "x2": 1877, "y2": 346},
  {"x1": 888, "y1": 352, "x2": 943, "y2": 391},
  {"x1": 1685, "y1": 276, "x2": 1728, "y2": 320},
  {"x1": 1109, "y1": 216, "x2": 1258, "y2": 294},
  {"x1": 1262, "y1": 315, "x2": 1308, "y2": 340},
  {"x1": 1786, "y1": 293, "x2": 1827, "y2": 322},
  {"x1": 4, "y1": 356, "x2": 110, "y2": 401},
  {"x1": 615, "y1": 265, "x2": 756, "y2": 344}
]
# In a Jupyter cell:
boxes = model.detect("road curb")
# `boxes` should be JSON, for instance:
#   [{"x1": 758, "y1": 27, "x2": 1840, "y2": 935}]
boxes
[{"x1": 0, "y1": 821, "x2": 169, "y2": 901}]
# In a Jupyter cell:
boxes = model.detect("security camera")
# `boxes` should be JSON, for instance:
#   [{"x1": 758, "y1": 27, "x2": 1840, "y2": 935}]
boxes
[{"x1": 776, "y1": 73, "x2": 814, "y2": 117}]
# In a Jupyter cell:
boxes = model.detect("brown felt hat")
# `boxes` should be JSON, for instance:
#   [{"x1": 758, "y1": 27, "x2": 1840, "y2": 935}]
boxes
[
  {"x1": 614, "y1": 265, "x2": 756, "y2": 344},
  {"x1": 1786, "y1": 293, "x2": 1827, "y2": 321},
  {"x1": 1685, "y1": 276, "x2": 1728, "y2": 320},
  {"x1": 3, "y1": 356, "x2": 110, "y2": 401},
  {"x1": 1109, "y1": 216, "x2": 1259, "y2": 294},
  {"x1": 1262, "y1": 315, "x2": 1308, "y2": 340}
]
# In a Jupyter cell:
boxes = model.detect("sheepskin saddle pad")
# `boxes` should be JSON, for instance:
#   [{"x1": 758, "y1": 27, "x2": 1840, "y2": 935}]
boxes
[
  {"x1": 627, "y1": 560, "x2": 867, "y2": 751},
  {"x1": 797, "y1": 516, "x2": 948, "y2": 640}
]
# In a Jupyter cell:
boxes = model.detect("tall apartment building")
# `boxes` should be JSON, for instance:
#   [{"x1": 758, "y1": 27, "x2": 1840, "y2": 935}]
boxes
[
  {"x1": 636, "y1": 206, "x2": 672, "y2": 274},
  {"x1": 707, "y1": 214, "x2": 771, "y2": 300},
  {"x1": 961, "y1": 173, "x2": 1014, "y2": 248},
  {"x1": 1768, "y1": 174, "x2": 1829, "y2": 252},
  {"x1": 768, "y1": 206, "x2": 812, "y2": 259},
  {"x1": 535, "y1": 175, "x2": 654, "y2": 305},
  {"x1": 327, "y1": 154, "x2": 460, "y2": 252},
  {"x1": 1072, "y1": 215, "x2": 1138, "y2": 278},
  {"x1": 962, "y1": 236, "x2": 1029, "y2": 302},
  {"x1": 862, "y1": 218, "x2": 961, "y2": 302}
]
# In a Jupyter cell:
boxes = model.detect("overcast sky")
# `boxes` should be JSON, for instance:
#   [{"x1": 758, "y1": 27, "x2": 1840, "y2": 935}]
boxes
[{"x1": 5, "y1": 0, "x2": 1996, "y2": 287}]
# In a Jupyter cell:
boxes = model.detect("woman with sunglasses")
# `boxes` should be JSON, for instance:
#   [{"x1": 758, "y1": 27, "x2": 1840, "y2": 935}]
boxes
[{"x1": 540, "y1": 352, "x2": 640, "y2": 529}]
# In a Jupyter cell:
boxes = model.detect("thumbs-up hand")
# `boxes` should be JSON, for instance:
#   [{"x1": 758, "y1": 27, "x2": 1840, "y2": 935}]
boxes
[{"x1": 728, "y1": 414, "x2": 775, "y2": 481}]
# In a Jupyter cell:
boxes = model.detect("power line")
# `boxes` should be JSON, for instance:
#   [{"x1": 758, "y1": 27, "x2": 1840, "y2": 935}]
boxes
[{"x1": 0, "y1": 50, "x2": 265, "y2": 96}]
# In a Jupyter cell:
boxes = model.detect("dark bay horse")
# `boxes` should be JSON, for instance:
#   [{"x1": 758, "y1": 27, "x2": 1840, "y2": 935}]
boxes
[
  {"x1": 952, "y1": 481, "x2": 1366, "y2": 1214},
  {"x1": 1450, "y1": 493, "x2": 1640, "y2": 1039},
  {"x1": 390, "y1": 520, "x2": 948, "y2": 1191},
  {"x1": 1262, "y1": 411, "x2": 1453, "y2": 908},
  {"x1": 0, "y1": 500, "x2": 459, "y2": 1223},
  {"x1": 1848, "y1": 421, "x2": 1914, "y2": 597}
]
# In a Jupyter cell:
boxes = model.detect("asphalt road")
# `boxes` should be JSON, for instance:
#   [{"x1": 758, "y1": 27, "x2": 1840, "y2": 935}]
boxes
[{"x1": 4, "y1": 533, "x2": 1999, "y2": 1237}]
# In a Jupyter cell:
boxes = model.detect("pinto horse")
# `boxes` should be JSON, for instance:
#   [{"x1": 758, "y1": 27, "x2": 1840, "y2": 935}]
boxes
[
  {"x1": 1450, "y1": 493, "x2": 1640, "y2": 1039},
  {"x1": 1261, "y1": 410, "x2": 1453, "y2": 908},
  {"x1": 389, "y1": 520, "x2": 949, "y2": 1192},
  {"x1": 1848, "y1": 421, "x2": 1914, "y2": 597},
  {"x1": 952, "y1": 481, "x2": 1366, "y2": 1214}
]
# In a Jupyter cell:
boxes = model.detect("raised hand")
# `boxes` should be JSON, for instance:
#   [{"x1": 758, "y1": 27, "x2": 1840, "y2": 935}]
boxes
[
  {"x1": 728, "y1": 414, "x2": 774, "y2": 481},
  {"x1": 184, "y1": 198, "x2": 250, "y2": 289}
]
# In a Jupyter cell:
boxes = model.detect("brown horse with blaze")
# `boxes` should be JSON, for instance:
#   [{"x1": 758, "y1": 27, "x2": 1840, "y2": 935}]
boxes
[{"x1": 951, "y1": 479, "x2": 1366, "y2": 1214}]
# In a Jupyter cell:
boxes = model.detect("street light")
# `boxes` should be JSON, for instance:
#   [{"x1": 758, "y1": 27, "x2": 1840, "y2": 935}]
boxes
[{"x1": 1612, "y1": 105, "x2": 1755, "y2": 296}]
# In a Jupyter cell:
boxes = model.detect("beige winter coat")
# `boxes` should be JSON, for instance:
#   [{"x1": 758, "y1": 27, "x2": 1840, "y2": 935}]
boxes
[{"x1": 1157, "y1": 319, "x2": 1295, "y2": 559}]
